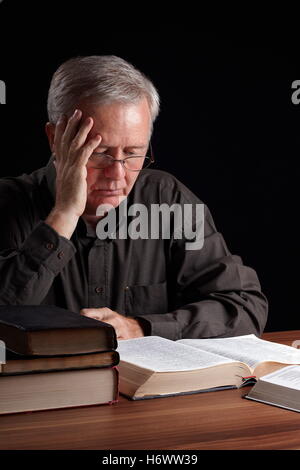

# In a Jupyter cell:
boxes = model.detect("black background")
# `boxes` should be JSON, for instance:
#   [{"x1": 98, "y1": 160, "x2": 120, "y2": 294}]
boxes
[{"x1": 0, "y1": 3, "x2": 299, "y2": 333}]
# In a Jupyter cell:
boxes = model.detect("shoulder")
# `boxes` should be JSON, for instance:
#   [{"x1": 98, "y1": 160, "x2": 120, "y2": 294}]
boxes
[
  {"x1": 0, "y1": 166, "x2": 48, "y2": 214},
  {"x1": 134, "y1": 169, "x2": 205, "y2": 205},
  {"x1": 0, "y1": 174, "x2": 30, "y2": 206},
  {"x1": 132, "y1": 169, "x2": 218, "y2": 234},
  {"x1": 137, "y1": 168, "x2": 184, "y2": 188},
  {"x1": 0, "y1": 166, "x2": 50, "y2": 248}
]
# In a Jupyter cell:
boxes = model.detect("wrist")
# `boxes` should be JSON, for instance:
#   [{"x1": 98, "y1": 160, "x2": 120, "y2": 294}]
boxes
[
  {"x1": 129, "y1": 317, "x2": 149, "y2": 337},
  {"x1": 45, "y1": 209, "x2": 79, "y2": 239}
]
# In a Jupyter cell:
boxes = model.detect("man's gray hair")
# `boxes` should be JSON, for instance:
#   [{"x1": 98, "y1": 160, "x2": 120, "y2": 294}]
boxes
[{"x1": 47, "y1": 55, "x2": 160, "y2": 129}]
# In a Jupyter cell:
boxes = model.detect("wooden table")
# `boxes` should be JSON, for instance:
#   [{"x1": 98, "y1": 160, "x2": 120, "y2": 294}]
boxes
[{"x1": 0, "y1": 330, "x2": 300, "y2": 450}]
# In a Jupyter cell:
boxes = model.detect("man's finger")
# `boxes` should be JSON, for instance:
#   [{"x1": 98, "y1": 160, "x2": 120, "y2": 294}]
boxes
[
  {"x1": 61, "y1": 109, "x2": 83, "y2": 152},
  {"x1": 53, "y1": 115, "x2": 67, "y2": 159},
  {"x1": 80, "y1": 307, "x2": 112, "y2": 322},
  {"x1": 79, "y1": 133, "x2": 103, "y2": 166},
  {"x1": 69, "y1": 116, "x2": 97, "y2": 155}
]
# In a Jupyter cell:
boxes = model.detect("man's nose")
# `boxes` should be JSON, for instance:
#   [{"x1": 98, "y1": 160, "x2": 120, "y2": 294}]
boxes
[{"x1": 103, "y1": 159, "x2": 126, "y2": 179}]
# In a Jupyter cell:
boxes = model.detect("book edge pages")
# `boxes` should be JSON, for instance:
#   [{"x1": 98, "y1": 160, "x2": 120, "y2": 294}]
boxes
[
  {"x1": 120, "y1": 361, "x2": 251, "y2": 399},
  {"x1": 244, "y1": 395, "x2": 300, "y2": 413}
]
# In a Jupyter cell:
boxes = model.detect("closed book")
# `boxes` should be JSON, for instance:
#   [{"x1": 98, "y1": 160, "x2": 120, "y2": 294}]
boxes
[
  {"x1": 0, "y1": 305, "x2": 117, "y2": 355},
  {"x1": 1, "y1": 348, "x2": 120, "y2": 375},
  {"x1": 245, "y1": 365, "x2": 300, "y2": 412},
  {"x1": 0, "y1": 367, "x2": 119, "y2": 414}
]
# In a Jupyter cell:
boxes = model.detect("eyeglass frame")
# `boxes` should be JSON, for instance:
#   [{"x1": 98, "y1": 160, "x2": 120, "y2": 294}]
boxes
[{"x1": 87, "y1": 141, "x2": 155, "y2": 172}]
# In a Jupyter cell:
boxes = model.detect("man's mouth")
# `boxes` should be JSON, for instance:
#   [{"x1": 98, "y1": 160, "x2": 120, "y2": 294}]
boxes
[{"x1": 95, "y1": 189, "x2": 124, "y2": 196}]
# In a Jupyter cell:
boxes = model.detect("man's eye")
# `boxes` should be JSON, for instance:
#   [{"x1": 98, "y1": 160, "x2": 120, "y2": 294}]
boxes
[
  {"x1": 125, "y1": 151, "x2": 137, "y2": 156},
  {"x1": 92, "y1": 151, "x2": 106, "y2": 156}
]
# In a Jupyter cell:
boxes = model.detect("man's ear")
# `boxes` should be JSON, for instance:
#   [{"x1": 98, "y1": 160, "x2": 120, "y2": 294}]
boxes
[{"x1": 45, "y1": 122, "x2": 55, "y2": 153}]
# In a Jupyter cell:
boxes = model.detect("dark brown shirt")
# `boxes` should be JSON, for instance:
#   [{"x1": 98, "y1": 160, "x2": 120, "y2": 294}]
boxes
[{"x1": 0, "y1": 157, "x2": 268, "y2": 339}]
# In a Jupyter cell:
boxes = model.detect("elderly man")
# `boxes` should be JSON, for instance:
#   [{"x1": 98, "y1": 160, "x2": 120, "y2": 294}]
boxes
[{"x1": 0, "y1": 55, "x2": 268, "y2": 340}]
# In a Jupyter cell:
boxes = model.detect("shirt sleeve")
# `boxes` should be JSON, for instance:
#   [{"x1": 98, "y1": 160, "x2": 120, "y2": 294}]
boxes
[
  {"x1": 136, "y1": 183, "x2": 268, "y2": 340},
  {"x1": 0, "y1": 175, "x2": 78, "y2": 305},
  {"x1": 0, "y1": 221, "x2": 76, "y2": 305}
]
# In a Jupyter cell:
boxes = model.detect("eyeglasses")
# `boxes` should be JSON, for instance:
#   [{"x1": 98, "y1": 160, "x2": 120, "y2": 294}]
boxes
[{"x1": 87, "y1": 142, "x2": 155, "y2": 172}]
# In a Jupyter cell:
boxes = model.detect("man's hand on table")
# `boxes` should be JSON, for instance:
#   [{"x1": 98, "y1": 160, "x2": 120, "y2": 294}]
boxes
[{"x1": 80, "y1": 307, "x2": 145, "y2": 339}]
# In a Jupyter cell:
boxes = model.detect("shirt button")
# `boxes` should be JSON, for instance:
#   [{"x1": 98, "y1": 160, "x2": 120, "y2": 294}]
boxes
[
  {"x1": 45, "y1": 242, "x2": 54, "y2": 250},
  {"x1": 95, "y1": 286, "x2": 103, "y2": 294},
  {"x1": 57, "y1": 251, "x2": 64, "y2": 259}
]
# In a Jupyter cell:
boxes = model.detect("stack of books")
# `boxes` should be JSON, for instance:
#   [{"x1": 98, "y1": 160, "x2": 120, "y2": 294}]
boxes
[{"x1": 0, "y1": 305, "x2": 119, "y2": 414}]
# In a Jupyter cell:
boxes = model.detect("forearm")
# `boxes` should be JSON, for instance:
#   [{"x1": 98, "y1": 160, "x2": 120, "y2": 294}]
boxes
[
  {"x1": 45, "y1": 209, "x2": 79, "y2": 240},
  {"x1": 137, "y1": 290, "x2": 268, "y2": 340},
  {"x1": 0, "y1": 221, "x2": 76, "y2": 305}
]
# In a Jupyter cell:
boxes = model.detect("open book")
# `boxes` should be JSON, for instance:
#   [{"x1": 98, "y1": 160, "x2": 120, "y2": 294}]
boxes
[{"x1": 117, "y1": 334, "x2": 300, "y2": 399}]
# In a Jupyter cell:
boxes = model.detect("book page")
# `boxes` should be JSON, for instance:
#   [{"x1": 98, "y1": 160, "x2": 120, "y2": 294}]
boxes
[
  {"x1": 178, "y1": 335, "x2": 300, "y2": 368},
  {"x1": 260, "y1": 365, "x2": 300, "y2": 390},
  {"x1": 117, "y1": 336, "x2": 236, "y2": 372}
]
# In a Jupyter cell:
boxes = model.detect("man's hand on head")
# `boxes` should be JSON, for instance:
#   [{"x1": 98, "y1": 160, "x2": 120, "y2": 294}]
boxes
[
  {"x1": 45, "y1": 109, "x2": 102, "y2": 239},
  {"x1": 80, "y1": 307, "x2": 145, "y2": 340}
]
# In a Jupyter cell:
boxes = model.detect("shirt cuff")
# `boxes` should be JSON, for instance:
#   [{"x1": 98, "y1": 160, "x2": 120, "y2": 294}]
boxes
[
  {"x1": 136, "y1": 313, "x2": 180, "y2": 341},
  {"x1": 21, "y1": 221, "x2": 76, "y2": 275}
]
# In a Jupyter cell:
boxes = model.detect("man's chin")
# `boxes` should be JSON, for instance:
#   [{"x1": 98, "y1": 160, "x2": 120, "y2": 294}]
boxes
[{"x1": 87, "y1": 194, "x2": 127, "y2": 213}]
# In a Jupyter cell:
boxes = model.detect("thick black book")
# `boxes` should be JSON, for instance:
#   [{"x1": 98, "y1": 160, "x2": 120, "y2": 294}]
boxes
[{"x1": 0, "y1": 305, "x2": 117, "y2": 356}]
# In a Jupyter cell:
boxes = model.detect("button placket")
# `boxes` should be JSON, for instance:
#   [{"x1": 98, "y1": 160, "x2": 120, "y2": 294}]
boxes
[
  {"x1": 45, "y1": 242, "x2": 54, "y2": 251},
  {"x1": 95, "y1": 286, "x2": 104, "y2": 295},
  {"x1": 88, "y1": 242, "x2": 106, "y2": 308}
]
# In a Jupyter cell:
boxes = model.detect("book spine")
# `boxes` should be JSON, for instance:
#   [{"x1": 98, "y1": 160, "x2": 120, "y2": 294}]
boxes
[
  {"x1": 111, "y1": 328, "x2": 118, "y2": 349},
  {"x1": 112, "y1": 366, "x2": 119, "y2": 403}
]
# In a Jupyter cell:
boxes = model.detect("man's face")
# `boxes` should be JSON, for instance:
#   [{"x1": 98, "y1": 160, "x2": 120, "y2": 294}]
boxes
[{"x1": 79, "y1": 98, "x2": 152, "y2": 216}]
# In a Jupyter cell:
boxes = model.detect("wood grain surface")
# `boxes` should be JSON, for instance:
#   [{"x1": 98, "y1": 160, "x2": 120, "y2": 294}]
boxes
[{"x1": 0, "y1": 330, "x2": 300, "y2": 450}]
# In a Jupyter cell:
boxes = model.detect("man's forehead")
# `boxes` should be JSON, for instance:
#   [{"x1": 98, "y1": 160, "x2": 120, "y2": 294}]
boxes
[
  {"x1": 95, "y1": 141, "x2": 148, "y2": 149},
  {"x1": 78, "y1": 98, "x2": 151, "y2": 147},
  {"x1": 79, "y1": 97, "x2": 150, "y2": 118}
]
